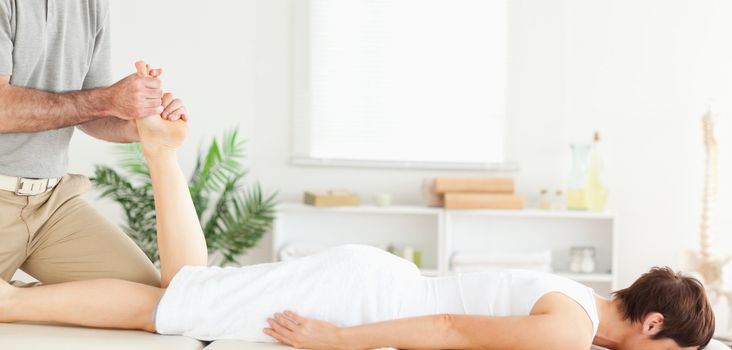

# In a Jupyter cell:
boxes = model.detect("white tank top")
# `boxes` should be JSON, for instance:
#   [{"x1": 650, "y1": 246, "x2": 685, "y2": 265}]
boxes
[{"x1": 401, "y1": 270, "x2": 600, "y2": 337}]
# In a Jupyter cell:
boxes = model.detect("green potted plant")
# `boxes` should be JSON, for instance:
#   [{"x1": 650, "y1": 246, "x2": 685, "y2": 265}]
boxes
[{"x1": 91, "y1": 128, "x2": 277, "y2": 266}]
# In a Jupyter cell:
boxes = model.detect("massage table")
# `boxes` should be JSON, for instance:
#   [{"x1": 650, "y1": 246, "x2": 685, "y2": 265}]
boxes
[
  {"x1": 4, "y1": 274, "x2": 729, "y2": 350},
  {"x1": 0, "y1": 323, "x2": 728, "y2": 350},
  {"x1": 0, "y1": 323, "x2": 292, "y2": 350}
]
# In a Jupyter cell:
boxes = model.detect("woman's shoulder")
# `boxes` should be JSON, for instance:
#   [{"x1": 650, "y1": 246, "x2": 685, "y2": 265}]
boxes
[
  {"x1": 532, "y1": 292, "x2": 596, "y2": 348},
  {"x1": 504, "y1": 270, "x2": 600, "y2": 336}
]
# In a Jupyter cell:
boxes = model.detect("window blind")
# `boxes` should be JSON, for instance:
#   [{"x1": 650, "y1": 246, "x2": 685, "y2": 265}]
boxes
[{"x1": 294, "y1": 0, "x2": 508, "y2": 167}]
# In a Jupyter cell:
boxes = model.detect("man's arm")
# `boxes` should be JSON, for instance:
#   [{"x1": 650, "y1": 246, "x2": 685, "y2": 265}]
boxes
[
  {"x1": 77, "y1": 117, "x2": 139, "y2": 143},
  {"x1": 78, "y1": 91, "x2": 188, "y2": 143},
  {"x1": 0, "y1": 74, "x2": 164, "y2": 134}
]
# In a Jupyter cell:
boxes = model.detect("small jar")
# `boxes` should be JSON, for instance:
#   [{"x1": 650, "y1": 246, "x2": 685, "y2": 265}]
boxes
[
  {"x1": 553, "y1": 190, "x2": 567, "y2": 210},
  {"x1": 412, "y1": 250, "x2": 423, "y2": 268},
  {"x1": 538, "y1": 189, "x2": 551, "y2": 209},
  {"x1": 580, "y1": 247, "x2": 596, "y2": 273},
  {"x1": 373, "y1": 193, "x2": 392, "y2": 207}
]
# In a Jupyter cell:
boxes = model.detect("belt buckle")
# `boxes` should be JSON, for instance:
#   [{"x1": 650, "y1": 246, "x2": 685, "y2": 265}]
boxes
[{"x1": 15, "y1": 178, "x2": 50, "y2": 196}]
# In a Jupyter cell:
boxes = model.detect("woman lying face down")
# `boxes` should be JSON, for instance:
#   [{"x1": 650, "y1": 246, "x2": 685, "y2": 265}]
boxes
[
  {"x1": 0, "y1": 63, "x2": 716, "y2": 350},
  {"x1": 0, "y1": 250, "x2": 714, "y2": 350}
]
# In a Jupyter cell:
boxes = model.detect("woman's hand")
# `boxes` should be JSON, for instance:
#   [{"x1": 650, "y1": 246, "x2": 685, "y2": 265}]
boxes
[{"x1": 264, "y1": 311, "x2": 346, "y2": 350}]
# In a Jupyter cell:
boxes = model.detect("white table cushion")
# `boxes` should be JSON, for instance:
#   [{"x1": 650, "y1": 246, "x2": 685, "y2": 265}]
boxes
[
  {"x1": 0, "y1": 323, "x2": 204, "y2": 350},
  {"x1": 0, "y1": 323, "x2": 726, "y2": 350},
  {"x1": 204, "y1": 340, "x2": 292, "y2": 349}
]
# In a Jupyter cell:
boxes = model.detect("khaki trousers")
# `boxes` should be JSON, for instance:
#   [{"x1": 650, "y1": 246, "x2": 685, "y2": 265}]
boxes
[{"x1": 0, "y1": 174, "x2": 160, "y2": 286}]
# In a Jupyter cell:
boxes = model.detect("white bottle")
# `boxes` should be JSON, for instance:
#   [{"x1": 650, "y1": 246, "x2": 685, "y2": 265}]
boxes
[{"x1": 538, "y1": 189, "x2": 551, "y2": 210}]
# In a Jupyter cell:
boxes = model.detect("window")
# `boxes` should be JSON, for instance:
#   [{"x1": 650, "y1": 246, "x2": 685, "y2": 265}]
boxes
[{"x1": 293, "y1": 0, "x2": 509, "y2": 169}]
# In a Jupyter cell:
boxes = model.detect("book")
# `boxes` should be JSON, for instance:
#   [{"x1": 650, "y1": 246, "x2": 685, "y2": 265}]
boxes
[
  {"x1": 444, "y1": 193, "x2": 524, "y2": 210},
  {"x1": 434, "y1": 177, "x2": 514, "y2": 194},
  {"x1": 304, "y1": 191, "x2": 360, "y2": 207}
]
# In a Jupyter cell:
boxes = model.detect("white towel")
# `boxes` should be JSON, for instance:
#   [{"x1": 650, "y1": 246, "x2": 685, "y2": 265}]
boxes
[{"x1": 156, "y1": 245, "x2": 422, "y2": 342}]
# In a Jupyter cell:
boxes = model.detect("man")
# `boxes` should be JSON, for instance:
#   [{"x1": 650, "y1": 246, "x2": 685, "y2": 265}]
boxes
[{"x1": 0, "y1": 0, "x2": 185, "y2": 286}]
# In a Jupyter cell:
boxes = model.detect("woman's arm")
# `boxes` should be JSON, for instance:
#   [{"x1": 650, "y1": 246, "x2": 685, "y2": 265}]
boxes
[
  {"x1": 267, "y1": 312, "x2": 583, "y2": 350},
  {"x1": 345, "y1": 314, "x2": 588, "y2": 350},
  {"x1": 266, "y1": 293, "x2": 594, "y2": 350},
  {"x1": 134, "y1": 61, "x2": 207, "y2": 287}
]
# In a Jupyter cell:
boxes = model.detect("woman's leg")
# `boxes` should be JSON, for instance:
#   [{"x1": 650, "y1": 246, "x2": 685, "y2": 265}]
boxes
[
  {"x1": 0, "y1": 278, "x2": 163, "y2": 332},
  {"x1": 135, "y1": 62, "x2": 208, "y2": 287}
]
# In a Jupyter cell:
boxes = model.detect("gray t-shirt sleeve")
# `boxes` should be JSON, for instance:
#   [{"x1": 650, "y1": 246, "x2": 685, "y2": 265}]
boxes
[
  {"x1": 82, "y1": 0, "x2": 112, "y2": 89},
  {"x1": 0, "y1": 0, "x2": 13, "y2": 76}
]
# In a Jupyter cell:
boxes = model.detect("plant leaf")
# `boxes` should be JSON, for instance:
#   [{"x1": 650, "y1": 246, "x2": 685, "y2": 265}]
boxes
[{"x1": 91, "y1": 126, "x2": 276, "y2": 266}]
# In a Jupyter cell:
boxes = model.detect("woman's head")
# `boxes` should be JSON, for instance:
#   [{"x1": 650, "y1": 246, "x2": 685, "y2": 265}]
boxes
[{"x1": 614, "y1": 267, "x2": 715, "y2": 350}]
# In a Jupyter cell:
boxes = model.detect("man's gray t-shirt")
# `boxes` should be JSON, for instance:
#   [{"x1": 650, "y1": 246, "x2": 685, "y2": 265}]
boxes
[{"x1": 0, "y1": 0, "x2": 112, "y2": 178}]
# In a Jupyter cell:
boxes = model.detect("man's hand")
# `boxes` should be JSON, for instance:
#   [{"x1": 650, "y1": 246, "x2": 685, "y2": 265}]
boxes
[{"x1": 104, "y1": 73, "x2": 164, "y2": 121}]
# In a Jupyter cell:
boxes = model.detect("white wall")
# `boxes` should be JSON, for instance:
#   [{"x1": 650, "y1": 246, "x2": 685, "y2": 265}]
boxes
[
  {"x1": 67, "y1": 0, "x2": 732, "y2": 288},
  {"x1": 562, "y1": 0, "x2": 732, "y2": 289}
]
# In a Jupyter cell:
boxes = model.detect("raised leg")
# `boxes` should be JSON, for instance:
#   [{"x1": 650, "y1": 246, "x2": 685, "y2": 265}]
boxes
[
  {"x1": 0, "y1": 62, "x2": 205, "y2": 333},
  {"x1": 0, "y1": 278, "x2": 163, "y2": 332},
  {"x1": 135, "y1": 61, "x2": 208, "y2": 287}
]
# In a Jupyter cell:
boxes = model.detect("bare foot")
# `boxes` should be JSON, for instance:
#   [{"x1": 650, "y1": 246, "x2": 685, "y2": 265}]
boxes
[{"x1": 135, "y1": 116, "x2": 187, "y2": 156}]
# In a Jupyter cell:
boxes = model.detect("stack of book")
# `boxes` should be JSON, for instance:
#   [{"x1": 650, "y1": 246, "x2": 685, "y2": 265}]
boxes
[{"x1": 431, "y1": 177, "x2": 524, "y2": 210}]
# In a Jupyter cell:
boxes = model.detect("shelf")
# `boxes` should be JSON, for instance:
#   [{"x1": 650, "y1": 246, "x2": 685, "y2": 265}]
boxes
[
  {"x1": 276, "y1": 203, "x2": 442, "y2": 216},
  {"x1": 557, "y1": 272, "x2": 613, "y2": 283},
  {"x1": 277, "y1": 203, "x2": 612, "y2": 220},
  {"x1": 447, "y1": 209, "x2": 614, "y2": 220},
  {"x1": 274, "y1": 202, "x2": 617, "y2": 294}
]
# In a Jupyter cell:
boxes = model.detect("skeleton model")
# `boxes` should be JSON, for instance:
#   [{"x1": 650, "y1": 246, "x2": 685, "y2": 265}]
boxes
[{"x1": 690, "y1": 108, "x2": 732, "y2": 332}]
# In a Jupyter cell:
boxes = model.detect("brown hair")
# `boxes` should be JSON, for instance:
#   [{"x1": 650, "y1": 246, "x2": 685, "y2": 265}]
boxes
[{"x1": 613, "y1": 267, "x2": 715, "y2": 348}]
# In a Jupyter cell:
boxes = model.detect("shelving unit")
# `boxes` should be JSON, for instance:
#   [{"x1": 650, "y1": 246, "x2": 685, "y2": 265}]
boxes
[
  {"x1": 272, "y1": 203, "x2": 443, "y2": 272},
  {"x1": 272, "y1": 202, "x2": 617, "y2": 296}
]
